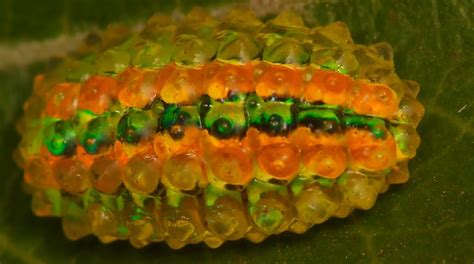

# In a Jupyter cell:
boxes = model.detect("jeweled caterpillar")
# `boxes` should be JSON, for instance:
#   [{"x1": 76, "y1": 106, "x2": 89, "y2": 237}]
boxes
[{"x1": 16, "y1": 8, "x2": 424, "y2": 249}]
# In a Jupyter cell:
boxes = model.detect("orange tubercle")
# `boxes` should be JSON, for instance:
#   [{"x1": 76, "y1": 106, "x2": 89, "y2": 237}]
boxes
[
  {"x1": 54, "y1": 158, "x2": 91, "y2": 194},
  {"x1": 204, "y1": 62, "x2": 255, "y2": 99},
  {"x1": 123, "y1": 149, "x2": 162, "y2": 194},
  {"x1": 346, "y1": 128, "x2": 397, "y2": 171},
  {"x1": 350, "y1": 81, "x2": 398, "y2": 118},
  {"x1": 302, "y1": 145, "x2": 347, "y2": 179},
  {"x1": 44, "y1": 82, "x2": 80, "y2": 119},
  {"x1": 303, "y1": 69, "x2": 353, "y2": 106},
  {"x1": 118, "y1": 67, "x2": 160, "y2": 108},
  {"x1": 79, "y1": 75, "x2": 118, "y2": 115},
  {"x1": 290, "y1": 127, "x2": 347, "y2": 178},
  {"x1": 90, "y1": 154, "x2": 124, "y2": 194},
  {"x1": 162, "y1": 152, "x2": 207, "y2": 191},
  {"x1": 257, "y1": 143, "x2": 301, "y2": 180},
  {"x1": 24, "y1": 158, "x2": 61, "y2": 189},
  {"x1": 153, "y1": 127, "x2": 202, "y2": 159},
  {"x1": 255, "y1": 63, "x2": 304, "y2": 98},
  {"x1": 158, "y1": 64, "x2": 204, "y2": 104},
  {"x1": 208, "y1": 146, "x2": 253, "y2": 186},
  {"x1": 249, "y1": 130, "x2": 301, "y2": 182},
  {"x1": 201, "y1": 131, "x2": 253, "y2": 186}
]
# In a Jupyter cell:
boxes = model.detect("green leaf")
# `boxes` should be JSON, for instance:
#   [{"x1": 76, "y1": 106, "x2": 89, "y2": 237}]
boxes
[{"x1": 0, "y1": 0, "x2": 473, "y2": 263}]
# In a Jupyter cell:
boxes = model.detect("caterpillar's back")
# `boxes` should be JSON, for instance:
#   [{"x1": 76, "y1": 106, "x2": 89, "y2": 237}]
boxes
[{"x1": 16, "y1": 8, "x2": 424, "y2": 249}]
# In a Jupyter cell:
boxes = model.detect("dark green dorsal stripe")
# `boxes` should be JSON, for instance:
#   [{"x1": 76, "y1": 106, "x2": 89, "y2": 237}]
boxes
[{"x1": 42, "y1": 93, "x2": 396, "y2": 155}]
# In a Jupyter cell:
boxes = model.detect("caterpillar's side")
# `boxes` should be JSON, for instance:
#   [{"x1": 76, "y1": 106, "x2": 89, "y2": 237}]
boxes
[{"x1": 16, "y1": 8, "x2": 424, "y2": 249}]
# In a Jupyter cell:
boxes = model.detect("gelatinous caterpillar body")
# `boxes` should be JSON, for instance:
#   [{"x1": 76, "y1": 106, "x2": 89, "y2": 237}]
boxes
[{"x1": 16, "y1": 8, "x2": 424, "y2": 249}]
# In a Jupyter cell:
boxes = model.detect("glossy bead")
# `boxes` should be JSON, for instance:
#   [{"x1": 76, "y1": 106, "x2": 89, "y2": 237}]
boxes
[
  {"x1": 304, "y1": 69, "x2": 353, "y2": 106},
  {"x1": 88, "y1": 203, "x2": 120, "y2": 237},
  {"x1": 61, "y1": 198, "x2": 92, "y2": 240},
  {"x1": 162, "y1": 152, "x2": 206, "y2": 191},
  {"x1": 160, "y1": 105, "x2": 202, "y2": 135},
  {"x1": 158, "y1": 65, "x2": 204, "y2": 104},
  {"x1": 62, "y1": 216, "x2": 92, "y2": 240},
  {"x1": 255, "y1": 100, "x2": 295, "y2": 136},
  {"x1": 288, "y1": 220, "x2": 312, "y2": 234},
  {"x1": 302, "y1": 145, "x2": 347, "y2": 179},
  {"x1": 205, "y1": 197, "x2": 248, "y2": 240},
  {"x1": 44, "y1": 82, "x2": 80, "y2": 119},
  {"x1": 255, "y1": 64, "x2": 304, "y2": 98},
  {"x1": 216, "y1": 33, "x2": 261, "y2": 62},
  {"x1": 386, "y1": 162, "x2": 410, "y2": 184},
  {"x1": 44, "y1": 120, "x2": 77, "y2": 156},
  {"x1": 245, "y1": 228, "x2": 268, "y2": 243},
  {"x1": 395, "y1": 94, "x2": 425, "y2": 126},
  {"x1": 339, "y1": 172, "x2": 378, "y2": 210},
  {"x1": 390, "y1": 124, "x2": 421, "y2": 161},
  {"x1": 249, "y1": 193, "x2": 292, "y2": 234},
  {"x1": 294, "y1": 184, "x2": 338, "y2": 224},
  {"x1": 204, "y1": 98, "x2": 247, "y2": 139},
  {"x1": 123, "y1": 151, "x2": 161, "y2": 194},
  {"x1": 208, "y1": 146, "x2": 253, "y2": 186},
  {"x1": 263, "y1": 38, "x2": 309, "y2": 65},
  {"x1": 122, "y1": 202, "x2": 155, "y2": 248},
  {"x1": 54, "y1": 159, "x2": 91, "y2": 194},
  {"x1": 163, "y1": 197, "x2": 206, "y2": 248},
  {"x1": 204, "y1": 62, "x2": 254, "y2": 99},
  {"x1": 116, "y1": 109, "x2": 154, "y2": 144},
  {"x1": 131, "y1": 39, "x2": 173, "y2": 68},
  {"x1": 296, "y1": 106, "x2": 342, "y2": 134},
  {"x1": 78, "y1": 76, "x2": 117, "y2": 114},
  {"x1": 31, "y1": 189, "x2": 61, "y2": 217},
  {"x1": 257, "y1": 143, "x2": 300, "y2": 180},
  {"x1": 25, "y1": 158, "x2": 59, "y2": 188},
  {"x1": 90, "y1": 155, "x2": 123, "y2": 194},
  {"x1": 95, "y1": 47, "x2": 131, "y2": 76},
  {"x1": 267, "y1": 10, "x2": 306, "y2": 31},
  {"x1": 172, "y1": 35, "x2": 216, "y2": 65},
  {"x1": 148, "y1": 204, "x2": 167, "y2": 243},
  {"x1": 351, "y1": 81, "x2": 398, "y2": 118},
  {"x1": 82, "y1": 117, "x2": 112, "y2": 154},
  {"x1": 347, "y1": 128, "x2": 397, "y2": 171},
  {"x1": 117, "y1": 67, "x2": 160, "y2": 108}
]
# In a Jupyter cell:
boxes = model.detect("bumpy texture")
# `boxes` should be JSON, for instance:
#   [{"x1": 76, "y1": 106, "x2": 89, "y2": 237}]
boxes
[{"x1": 16, "y1": 8, "x2": 424, "y2": 249}]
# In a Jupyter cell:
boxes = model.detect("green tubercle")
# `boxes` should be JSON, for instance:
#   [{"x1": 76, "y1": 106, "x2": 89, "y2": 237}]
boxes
[
  {"x1": 96, "y1": 47, "x2": 131, "y2": 76},
  {"x1": 117, "y1": 109, "x2": 155, "y2": 144},
  {"x1": 344, "y1": 114, "x2": 386, "y2": 138},
  {"x1": 82, "y1": 117, "x2": 111, "y2": 154},
  {"x1": 44, "y1": 189, "x2": 62, "y2": 216},
  {"x1": 131, "y1": 36, "x2": 174, "y2": 69},
  {"x1": 44, "y1": 120, "x2": 77, "y2": 156},
  {"x1": 297, "y1": 103, "x2": 341, "y2": 133},
  {"x1": 252, "y1": 206, "x2": 284, "y2": 233},
  {"x1": 263, "y1": 37, "x2": 310, "y2": 65},
  {"x1": 289, "y1": 176, "x2": 312, "y2": 196},
  {"x1": 247, "y1": 179, "x2": 287, "y2": 204},
  {"x1": 204, "y1": 94, "x2": 247, "y2": 138},
  {"x1": 246, "y1": 93, "x2": 295, "y2": 135},
  {"x1": 166, "y1": 189, "x2": 185, "y2": 208},
  {"x1": 172, "y1": 34, "x2": 217, "y2": 65},
  {"x1": 217, "y1": 31, "x2": 261, "y2": 62},
  {"x1": 316, "y1": 177, "x2": 336, "y2": 188}
]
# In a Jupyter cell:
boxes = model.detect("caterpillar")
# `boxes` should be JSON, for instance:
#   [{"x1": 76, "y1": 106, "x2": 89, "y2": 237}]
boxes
[{"x1": 16, "y1": 8, "x2": 424, "y2": 249}]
